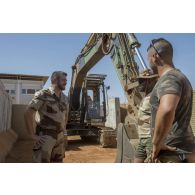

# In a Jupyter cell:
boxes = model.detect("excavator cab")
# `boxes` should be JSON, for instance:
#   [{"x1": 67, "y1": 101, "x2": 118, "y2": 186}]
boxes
[
  {"x1": 82, "y1": 74, "x2": 107, "y2": 124},
  {"x1": 67, "y1": 73, "x2": 113, "y2": 145}
]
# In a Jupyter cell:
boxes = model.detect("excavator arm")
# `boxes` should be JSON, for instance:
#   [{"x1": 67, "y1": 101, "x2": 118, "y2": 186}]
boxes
[
  {"x1": 68, "y1": 33, "x2": 154, "y2": 162},
  {"x1": 69, "y1": 33, "x2": 150, "y2": 116}
]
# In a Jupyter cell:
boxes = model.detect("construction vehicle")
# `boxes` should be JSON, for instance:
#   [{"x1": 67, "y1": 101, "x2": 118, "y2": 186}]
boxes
[
  {"x1": 67, "y1": 73, "x2": 117, "y2": 147},
  {"x1": 67, "y1": 33, "x2": 155, "y2": 160}
]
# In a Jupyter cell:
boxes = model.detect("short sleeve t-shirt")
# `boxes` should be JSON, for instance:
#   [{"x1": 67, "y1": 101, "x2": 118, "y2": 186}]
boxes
[
  {"x1": 150, "y1": 69, "x2": 195, "y2": 151},
  {"x1": 28, "y1": 87, "x2": 68, "y2": 132}
]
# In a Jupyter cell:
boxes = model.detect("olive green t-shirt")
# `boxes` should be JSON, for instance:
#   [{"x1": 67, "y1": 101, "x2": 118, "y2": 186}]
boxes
[{"x1": 150, "y1": 69, "x2": 195, "y2": 152}]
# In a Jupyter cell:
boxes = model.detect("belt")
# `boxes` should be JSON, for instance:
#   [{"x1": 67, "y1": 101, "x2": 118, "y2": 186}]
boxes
[{"x1": 36, "y1": 125, "x2": 63, "y2": 139}]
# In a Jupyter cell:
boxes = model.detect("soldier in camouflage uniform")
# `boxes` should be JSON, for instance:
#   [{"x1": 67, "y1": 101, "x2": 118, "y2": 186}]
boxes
[
  {"x1": 25, "y1": 71, "x2": 68, "y2": 163},
  {"x1": 147, "y1": 38, "x2": 195, "y2": 163},
  {"x1": 134, "y1": 74, "x2": 158, "y2": 163},
  {"x1": 134, "y1": 95, "x2": 152, "y2": 163}
]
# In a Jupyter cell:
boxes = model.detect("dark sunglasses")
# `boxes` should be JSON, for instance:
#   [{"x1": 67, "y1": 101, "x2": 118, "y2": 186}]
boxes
[{"x1": 147, "y1": 39, "x2": 161, "y2": 57}]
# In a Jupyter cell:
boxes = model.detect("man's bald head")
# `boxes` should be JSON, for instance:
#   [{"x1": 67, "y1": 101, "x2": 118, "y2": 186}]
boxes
[{"x1": 147, "y1": 38, "x2": 174, "y2": 72}]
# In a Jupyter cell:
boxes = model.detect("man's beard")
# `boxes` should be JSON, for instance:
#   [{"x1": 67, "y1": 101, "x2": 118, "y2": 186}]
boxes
[
  {"x1": 150, "y1": 63, "x2": 158, "y2": 74},
  {"x1": 58, "y1": 84, "x2": 66, "y2": 90}
]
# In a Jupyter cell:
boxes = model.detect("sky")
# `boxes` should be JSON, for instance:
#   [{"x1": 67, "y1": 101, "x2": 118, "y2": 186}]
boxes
[{"x1": 0, "y1": 33, "x2": 195, "y2": 103}]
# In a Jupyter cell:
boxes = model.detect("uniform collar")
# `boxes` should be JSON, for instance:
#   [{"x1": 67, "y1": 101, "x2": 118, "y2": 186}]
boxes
[
  {"x1": 49, "y1": 86, "x2": 56, "y2": 95},
  {"x1": 49, "y1": 86, "x2": 62, "y2": 101}
]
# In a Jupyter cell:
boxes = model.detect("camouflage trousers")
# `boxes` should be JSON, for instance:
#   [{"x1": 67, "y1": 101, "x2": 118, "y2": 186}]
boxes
[
  {"x1": 135, "y1": 137, "x2": 152, "y2": 160},
  {"x1": 33, "y1": 131, "x2": 65, "y2": 163}
]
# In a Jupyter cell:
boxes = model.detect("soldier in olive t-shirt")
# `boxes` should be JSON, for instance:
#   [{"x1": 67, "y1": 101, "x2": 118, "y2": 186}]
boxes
[
  {"x1": 150, "y1": 68, "x2": 195, "y2": 152},
  {"x1": 147, "y1": 38, "x2": 195, "y2": 162}
]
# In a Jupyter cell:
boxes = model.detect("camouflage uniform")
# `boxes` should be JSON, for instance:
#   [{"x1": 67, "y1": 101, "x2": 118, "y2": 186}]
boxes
[
  {"x1": 135, "y1": 95, "x2": 152, "y2": 160},
  {"x1": 28, "y1": 86, "x2": 68, "y2": 163},
  {"x1": 150, "y1": 69, "x2": 195, "y2": 162}
]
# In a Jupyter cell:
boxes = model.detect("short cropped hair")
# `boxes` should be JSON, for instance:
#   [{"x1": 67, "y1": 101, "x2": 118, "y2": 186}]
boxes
[
  {"x1": 147, "y1": 38, "x2": 173, "y2": 60},
  {"x1": 51, "y1": 71, "x2": 67, "y2": 83}
]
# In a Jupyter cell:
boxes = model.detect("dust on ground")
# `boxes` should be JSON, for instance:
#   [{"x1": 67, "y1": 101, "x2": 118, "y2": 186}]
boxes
[
  {"x1": 63, "y1": 136, "x2": 117, "y2": 163},
  {"x1": 5, "y1": 136, "x2": 117, "y2": 163}
]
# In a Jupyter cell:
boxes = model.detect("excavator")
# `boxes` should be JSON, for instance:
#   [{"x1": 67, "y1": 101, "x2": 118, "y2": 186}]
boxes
[
  {"x1": 67, "y1": 33, "x2": 155, "y2": 162},
  {"x1": 67, "y1": 73, "x2": 116, "y2": 147}
]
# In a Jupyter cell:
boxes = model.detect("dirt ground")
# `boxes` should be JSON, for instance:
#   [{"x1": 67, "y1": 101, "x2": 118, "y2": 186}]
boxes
[
  {"x1": 63, "y1": 136, "x2": 117, "y2": 163},
  {"x1": 5, "y1": 136, "x2": 117, "y2": 163}
]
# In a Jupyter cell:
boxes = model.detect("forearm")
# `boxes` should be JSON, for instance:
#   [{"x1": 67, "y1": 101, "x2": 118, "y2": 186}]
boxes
[{"x1": 152, "y1": 109, "x2": 175, "y2": 147}]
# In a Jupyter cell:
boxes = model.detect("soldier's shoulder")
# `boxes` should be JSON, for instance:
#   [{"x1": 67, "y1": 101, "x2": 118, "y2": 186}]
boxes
[
  {"x1": 156, "y1": 70, "x2": 180, "y2": 87},
  {"x1": 34, "y1": 88, "x2": 51, "y2": 99},
  {"x1": 165, "y1": 69, "x2": 185, "y2": 82},
  {"x1": 170, "y1": 69, "x2": 192, "y2": 88}
]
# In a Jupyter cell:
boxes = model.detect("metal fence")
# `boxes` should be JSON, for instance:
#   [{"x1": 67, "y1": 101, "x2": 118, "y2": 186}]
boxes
[{"x1": 0, "y1": 80, "x2": 12, "y2": 132}]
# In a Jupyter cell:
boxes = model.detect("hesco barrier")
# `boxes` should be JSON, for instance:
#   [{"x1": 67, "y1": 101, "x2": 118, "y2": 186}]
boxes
[
  {"x1": 0, "y1": 80, "x2": 17, "y2": 162},
  {"x1": 0, "y1": 80, "x2": 12, "y2": 132},
  {"x1": 191, "y1": 90, "x2": 195, "y2": 135}
]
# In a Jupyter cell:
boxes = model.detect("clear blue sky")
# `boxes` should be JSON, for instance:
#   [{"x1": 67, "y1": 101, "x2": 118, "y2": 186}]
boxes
[{"x1": 0, "y1": 33, "x2": 195, "y2": 103}]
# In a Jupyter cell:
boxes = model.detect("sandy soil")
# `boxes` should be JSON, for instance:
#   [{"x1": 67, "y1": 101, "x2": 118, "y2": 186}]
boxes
[
  {"x1": 63, "y1": 136, "x2": 117, "y2": 163},
  {"x1": 5, "y1": 136, "x2": 117, "y2": 163}
]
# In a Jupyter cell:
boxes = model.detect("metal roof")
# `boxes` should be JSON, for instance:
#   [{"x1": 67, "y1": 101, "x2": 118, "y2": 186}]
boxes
[{"x1": 0, "y1": 73, "x2": 49, "y2": 85}]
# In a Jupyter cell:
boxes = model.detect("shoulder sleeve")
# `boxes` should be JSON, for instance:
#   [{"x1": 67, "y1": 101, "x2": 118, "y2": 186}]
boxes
[
  {"x1": 157, "y1": 74, "x2": 182, "y2": 99},
  {"x1": 28, "y1": 90, "x2": 45, "y2": 111}
]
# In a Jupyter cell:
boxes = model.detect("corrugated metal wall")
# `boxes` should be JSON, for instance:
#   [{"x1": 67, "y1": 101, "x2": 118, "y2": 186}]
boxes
[
  {"x1": 191, "y1": 90, "x2": 195, "y2": 135},
  {"x1": 0, "y1": 80, "x2": 12, "y2": 132}
]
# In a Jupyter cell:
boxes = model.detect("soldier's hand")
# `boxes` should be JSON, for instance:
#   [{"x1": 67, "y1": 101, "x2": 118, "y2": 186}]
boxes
[
  {"x1": 151, "y1": 144, "x2": 176, "y2": 163},
  {"x1": 151, "y1": 144, "x2": 161, "y2": 162},
  {"x1": 32, "y1": 134, "x2": 46, "y2": 145}
]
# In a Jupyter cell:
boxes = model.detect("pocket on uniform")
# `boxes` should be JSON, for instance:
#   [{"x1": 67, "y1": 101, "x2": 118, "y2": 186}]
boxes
[
  {"x1": 59, "y1": 103, "x2": 66, "y2": 112},
  {"x1": 46, "y1": 105, "x2": 57, "y2": 114}
]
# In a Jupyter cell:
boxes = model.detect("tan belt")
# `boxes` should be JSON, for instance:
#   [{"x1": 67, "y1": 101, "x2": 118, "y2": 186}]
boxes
[{"x1": 36, "y1": 126, "x2": 63, "y2": 139}]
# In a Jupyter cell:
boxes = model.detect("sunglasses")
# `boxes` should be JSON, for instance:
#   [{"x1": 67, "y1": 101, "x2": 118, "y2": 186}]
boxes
[{"x1": 147, "y1": 39, "x2": 161, "y2": 57}]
